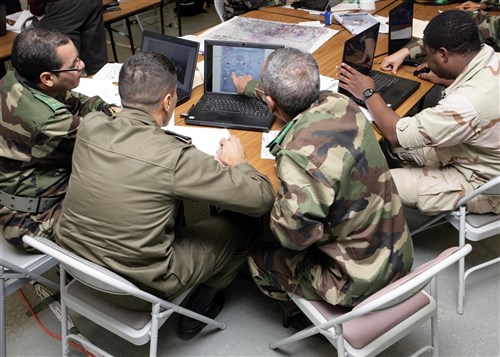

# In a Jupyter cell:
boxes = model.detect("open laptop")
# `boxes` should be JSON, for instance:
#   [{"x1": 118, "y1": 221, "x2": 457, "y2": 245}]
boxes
[
  {"x1": 291, "y1": 0, "x2": 343, "y2": 12},
  {"x1": 140, "y1": 31, "x2": 199, "y2": 106},
  {"x1": 185, "y1": 40, "x2": 284, "y2": 132},
  {"x1": 388, "y1": 0, "x2": 426, "y2": 66},
  {"x1": 338, "y1": 22, "x2": 420, "y2": 110}
]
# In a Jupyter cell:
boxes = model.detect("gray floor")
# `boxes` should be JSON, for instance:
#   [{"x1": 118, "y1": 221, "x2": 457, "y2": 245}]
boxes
[{"x1": 4, "y1": 4, "x2": 500, "y2": 357}]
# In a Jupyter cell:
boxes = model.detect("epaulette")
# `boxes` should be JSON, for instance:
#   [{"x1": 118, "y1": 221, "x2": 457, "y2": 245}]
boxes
[
  {"x1": 163, "y1": 129, "x2": 192, "y2": 144},
  {"x1": 32, "y1": 92, "x2": 66, "y2": 112},
  {"x1": 267, "y1": 119, "x2": 297, "y2": 156}
]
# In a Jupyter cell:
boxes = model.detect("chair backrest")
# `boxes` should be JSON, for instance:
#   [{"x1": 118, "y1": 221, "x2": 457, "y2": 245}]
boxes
[{"x1": 214, "y1": 0, "x2": 225, "y2": 22}]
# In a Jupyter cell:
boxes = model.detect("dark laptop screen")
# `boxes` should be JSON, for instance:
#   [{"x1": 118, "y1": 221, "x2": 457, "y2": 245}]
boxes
[
  {"x1": 140, "y1": 31, "x2": 199, "y2": 94},
  {"x1": 342, "y1": 23, "x2": 380, "y2": 76},
  {"x1": 388, "y1": 0, "x2": 414, "y2": 55}
]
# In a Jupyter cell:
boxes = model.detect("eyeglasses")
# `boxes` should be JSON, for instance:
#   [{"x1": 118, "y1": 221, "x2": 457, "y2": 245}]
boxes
[{"x1": 50, "y1": 57, "x2": 82, "y2": 73}]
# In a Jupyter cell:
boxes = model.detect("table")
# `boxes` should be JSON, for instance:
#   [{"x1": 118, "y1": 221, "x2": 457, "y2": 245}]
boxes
[
  {"x1": 173, "y1": 7, "x2": 440, "y2": 190},
  {"x1": 103, "y1": 0, "x2": 182, "y2": 62}
]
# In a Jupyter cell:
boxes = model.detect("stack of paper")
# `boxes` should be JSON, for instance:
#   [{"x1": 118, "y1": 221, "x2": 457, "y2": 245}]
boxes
[{"x1": 333, "y1": 12, "x2": 379, "y2": 34}]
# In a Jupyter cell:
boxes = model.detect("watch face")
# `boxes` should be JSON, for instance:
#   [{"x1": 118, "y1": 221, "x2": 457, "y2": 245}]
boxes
[{"x1": 363, "y1": 88, "x2": 374, "y2": 100}]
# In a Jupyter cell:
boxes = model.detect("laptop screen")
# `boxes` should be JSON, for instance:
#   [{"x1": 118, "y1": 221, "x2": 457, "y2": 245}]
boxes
[
  {"x1": 388, "y1": 0, "x2": 414, "y2": 55},
  {"x1": 140, "y1": 31, "x2": 199, "y2": 98},
  {"x1": 204, "y1": 41, "x2": 283, "y2": 94},
  {"x1": 342, "y1": 22, "x2": 380, "y2": 76}
]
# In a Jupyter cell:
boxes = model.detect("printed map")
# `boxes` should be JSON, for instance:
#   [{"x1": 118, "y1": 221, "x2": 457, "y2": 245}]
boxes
[{"x1": 200, "y1": 17, "x2": 338, "y2": 53}]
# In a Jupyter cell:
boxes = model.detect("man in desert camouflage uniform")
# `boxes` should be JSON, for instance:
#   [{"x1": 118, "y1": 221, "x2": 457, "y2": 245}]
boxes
[
  {"x1": 0, "y1": 28, "x2": 116, "y2": 251},
  {"x1": 233, "y1": 48, "x2": 413, "y2": 312},
  {"x1": 340, "y1": 10, "x2": 500, "y2": 217}
]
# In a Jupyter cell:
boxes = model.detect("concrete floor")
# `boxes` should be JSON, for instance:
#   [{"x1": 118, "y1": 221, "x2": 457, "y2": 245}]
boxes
[{"x1": 3, "y1": 3, "x2": 500, "y2": 357}]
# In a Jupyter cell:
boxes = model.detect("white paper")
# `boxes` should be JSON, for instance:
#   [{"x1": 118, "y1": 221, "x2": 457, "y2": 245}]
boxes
[
  {"x1": 412, "y1": 19, "x2": 428, "y2": 39},
  {"x1": 261, "y1": 131, "x2": 279, "y2": 160},
  {"x1": 298, "y1": 21, "x2": 324, "y2": 27},
  {"x1": 74, "y1": 78, "x2": 121, "y2": 106},
  {"x1": 333, "y1": 12, "x2": 379, "y2": 35},
  {"x1": 194, "y1": 61, "x2": 204, "y2": 88},
  {"x1": 92, "y1": 63, "x2": 123, "y2": 82},
  {"x1": 320, "y1": 74, "x2": 339, "y2": 91},
  {"x1": 6, "y1": 10, "x2": 34, "y2": 33},
  {"x1": 181, "y1": 34, "x2": 206, "y2": 54},
  {"x1": 163, "y1": 121, "x2": 231, "y2": 156}
]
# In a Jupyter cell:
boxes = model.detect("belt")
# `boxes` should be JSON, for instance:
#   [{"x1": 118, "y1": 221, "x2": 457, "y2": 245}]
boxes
[{"x1": 0, "y1": 190, "x2": 62, "y2": 214}]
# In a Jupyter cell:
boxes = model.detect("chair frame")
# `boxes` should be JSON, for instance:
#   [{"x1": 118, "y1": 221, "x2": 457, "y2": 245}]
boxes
[
  {"x1": 411, "y1": 175, "x2": 500, "y2": 314},
  {"x1": 22, "y1": 235, "x2": 226, "y2": 357},
  {"x1": 269, "y1": 245, "x2": 473, "y2": 357},
  {"x1": 0, "y1": 238, "x2": 59, "y2": 357}
]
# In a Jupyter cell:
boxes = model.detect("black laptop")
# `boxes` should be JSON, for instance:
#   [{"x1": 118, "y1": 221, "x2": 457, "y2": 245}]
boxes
[
  {"x1": 140, "y1": 31, "x2": 199, "y2": 106},
  {"x1": 291, "y1": 0, "x2": 343, "y2": 11},
  {"x1": 388, "y1": 0, "x2": 426, "y2": 66},
  {"x1": 339, "y1": 23, "x2": 420, "y2": 110},
  {"x1": 185, "y1": 40, "x2": 284, "y2": 132}
]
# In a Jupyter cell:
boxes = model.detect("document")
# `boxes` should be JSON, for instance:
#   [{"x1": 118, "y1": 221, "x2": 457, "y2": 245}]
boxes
[
  {"x1": 74, "y1": 78, "x2": 121, "y2": 106},
  {"x1": 333, "y1": 12, "x2": 379, "y2": 34},
  {"x1": 92, "y1": 63, "x2": 123, "y2": 82}
]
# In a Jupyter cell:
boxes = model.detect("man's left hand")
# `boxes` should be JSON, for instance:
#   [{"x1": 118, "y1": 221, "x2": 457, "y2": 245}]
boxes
[{"x1": 337, "y1": 63, "x2": 375, "y2": 100}]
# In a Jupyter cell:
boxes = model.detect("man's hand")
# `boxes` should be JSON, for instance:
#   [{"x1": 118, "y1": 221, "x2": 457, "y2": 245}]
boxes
[
  {"x1": 216, "y1": 135, "x2": 248, "y2": 167},
  {"x1": 337, "y1": 63, "x2": 375, "y2": 100},
  {"x1": 231, "y1": 72, "x2": 253, "y2": 94},
  {"x1": 459, "y1": 1, "x2": 485, "y2": 11},
  {"x1": 380, "y1": 47, "x2": 410, "y2": 75}
]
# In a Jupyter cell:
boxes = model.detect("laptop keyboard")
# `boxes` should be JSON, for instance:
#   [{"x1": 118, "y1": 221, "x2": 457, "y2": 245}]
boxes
[
  {"x1": 201, "y1": 97, "x2": 268, "y2": 116},
  {"x1": 370, "y1": 72, "x2": 400, "y2": 93}
]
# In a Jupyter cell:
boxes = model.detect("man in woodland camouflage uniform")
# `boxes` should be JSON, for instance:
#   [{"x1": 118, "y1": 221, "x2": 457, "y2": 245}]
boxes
[
  {"x1": 232, "y1": 48, "x2": 413, "y2": 320},
  {"x1": 340, "y1": 11, "x2": 500, "y2": 218},
  {"x1": 0, "y1": 28, "x2": 116, "y2": 250}
]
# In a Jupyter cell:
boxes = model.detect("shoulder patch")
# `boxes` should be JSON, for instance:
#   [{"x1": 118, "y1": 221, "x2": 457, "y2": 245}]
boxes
[
  {"x1": 163, "y1": 129, "x2": 192, "y2": 144},
  {"x1": 32, "y1": 92, "x2": 67, "y2": 112}
]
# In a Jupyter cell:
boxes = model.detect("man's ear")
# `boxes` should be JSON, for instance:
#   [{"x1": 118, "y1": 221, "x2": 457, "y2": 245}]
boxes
[
  {"x1": 266, "y1": 95, "x2": 277, "y2": 112},
  {"x1": 162, "y1": 92, "x2": 172, "y2": 112},
  {"x1": 439, "y1": 47, "x2": 449, "y2": 63},
  {"x1": 39, "y1": 71, "x2": 55, "y2": 88}
]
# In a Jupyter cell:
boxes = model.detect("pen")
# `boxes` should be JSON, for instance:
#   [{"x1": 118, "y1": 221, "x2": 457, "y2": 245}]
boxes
[{"x1": 339, "y1": 13, "x2": 369, "y2": 17}]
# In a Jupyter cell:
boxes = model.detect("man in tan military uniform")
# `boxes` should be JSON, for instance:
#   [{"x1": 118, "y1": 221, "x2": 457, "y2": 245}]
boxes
[
  {"x1": 339, "y1": 10, "x2": 500, "y2": 217},
  {"x1": 55, "y1": 52, "x2": 275, "y2": 339}
]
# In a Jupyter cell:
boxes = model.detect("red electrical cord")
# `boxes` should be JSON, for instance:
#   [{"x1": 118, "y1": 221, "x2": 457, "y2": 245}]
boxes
[{"x1": 17, "y1": 288, "x2": 96, "y2": 357}]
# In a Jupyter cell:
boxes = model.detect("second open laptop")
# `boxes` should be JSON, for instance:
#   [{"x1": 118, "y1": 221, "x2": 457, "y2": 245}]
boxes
[
  {"x1": 186, "y1": 40, "x2": 284, "y2": 132},
  {"x1": 388, "y1": 0, "x2": 426, "y2": 66},
  {"x1": 140, "y1": 31, "x2": 199, "y2": 107},
  {"x1": 338, "y1": 22, "x2": 420, "y2": 110}
]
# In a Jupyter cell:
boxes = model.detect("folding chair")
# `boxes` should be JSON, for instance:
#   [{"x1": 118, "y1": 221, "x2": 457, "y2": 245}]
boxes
[
  {"x1": 22, "y1": 235, "x2": 226, "y2": 357},
  {"x1": 214, "y1": 0, "x2": 225, "y2": 22},
  {"x1": 411, "y1": 175, "x2": 500, "y2": 314},
  {"x1": 269, "y1": 244, "x2": 472, "y2": 357},
  {"x1": 0, "y1": 237, "x2": 59, "y2": 357}
]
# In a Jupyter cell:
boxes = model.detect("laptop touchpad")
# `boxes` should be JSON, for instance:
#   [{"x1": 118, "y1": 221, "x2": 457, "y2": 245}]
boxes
[{"x1": 215, "y1": 113, "x2": 235, "y2": 123}]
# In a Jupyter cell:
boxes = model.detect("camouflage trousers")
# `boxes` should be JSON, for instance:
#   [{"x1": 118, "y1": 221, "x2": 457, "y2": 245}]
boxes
[
  {"x1": 389, "y1": 146, "x2": 499, "y2": 215},
  {"x1": 247, "y1": 243, "x2": 325, "y2": 303},
  {"x1": 0, "y1": 200, "x2": 63, "y2": 252}
]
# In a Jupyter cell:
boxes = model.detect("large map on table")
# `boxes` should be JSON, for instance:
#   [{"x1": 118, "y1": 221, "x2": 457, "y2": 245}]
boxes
[{"x1": 200, "y1": 16, "x2": 338, "y2": 53}]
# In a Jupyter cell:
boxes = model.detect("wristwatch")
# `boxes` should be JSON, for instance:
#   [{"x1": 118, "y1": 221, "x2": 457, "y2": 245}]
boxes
[{"x1": 362, "y1": 88, "x2": 376, "y2": 101}]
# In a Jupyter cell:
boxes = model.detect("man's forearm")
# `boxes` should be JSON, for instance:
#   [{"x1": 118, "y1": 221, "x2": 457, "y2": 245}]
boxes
[{"x1": 364, "y1": 93, "x2": 401, "y2": 146}]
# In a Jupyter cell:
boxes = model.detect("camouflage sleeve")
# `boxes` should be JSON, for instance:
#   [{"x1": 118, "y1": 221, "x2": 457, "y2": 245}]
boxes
[
  {"x1": 244, "y1": 79, "x2": 259, "y2": 98},
  {"x1": 243, "y1": 0, "x2": 285, "y2": 9},
  {"x1": 474, "y1": 14, "x2": 500, "y2": 50},
  {"x1": 396, "y1": 92, "x2": 480, "y2": 149},
  {"x1": 481, "y1": 0, "x2": 500, "y2": 10},
  {"x1": 270, "y1": 152, "x2": 334, "y2": 251},
  {"x1": 32, "y1": 92, "x2": 106, "y2": 165}
]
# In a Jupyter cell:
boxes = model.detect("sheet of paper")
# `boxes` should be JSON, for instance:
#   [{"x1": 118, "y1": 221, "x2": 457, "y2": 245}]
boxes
[
  {"x1": 6, "y1": 10, "x2": 34, "y2": 33},
  {"x1": 163, "y1": 121, "x2": 230, "y2": 156},
  {"x1": 320, "y1": 74, "x2": 339, "y2": 91},
  {"x1": 261, "y1": 131, "x2": 279, "y2": 160},
  {"x1": 74, "y1": 78, "x2": 121, "y2": 106},
  {"x1": 333, "y1": 12, "x2": 379, "y2": 35},
  {"x1": 412, "y1": 19, "x2": 428, "y2": 39},
  {"x1": 194, "y1": 61, "x2": 204, "y2": 88},
  {"x1": 298, "y1": 21, "x2": 324, "y2": 27},
  {"x1": 181, "y1": 34, "x2": 206, "y2": 54},
  {"x1": 92, "y1": 63, "x2": 123, "y2": 82}
]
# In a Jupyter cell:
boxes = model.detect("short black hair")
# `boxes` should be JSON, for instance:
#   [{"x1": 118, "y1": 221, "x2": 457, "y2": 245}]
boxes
[
  {"x1": 11, "y1": 28, "x2": 71, "y2": 83},
  {"x1": 423, "y1": 10, "x2": 481, "y2": 54},
  {"x1": 119, "y1": 52, "x2": 177, "y2": 110}
]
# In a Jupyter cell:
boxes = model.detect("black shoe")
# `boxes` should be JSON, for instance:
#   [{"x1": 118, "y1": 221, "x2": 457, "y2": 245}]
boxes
[{"x1": 177, "y1": 290, "x2": 225, "y2": 339}]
